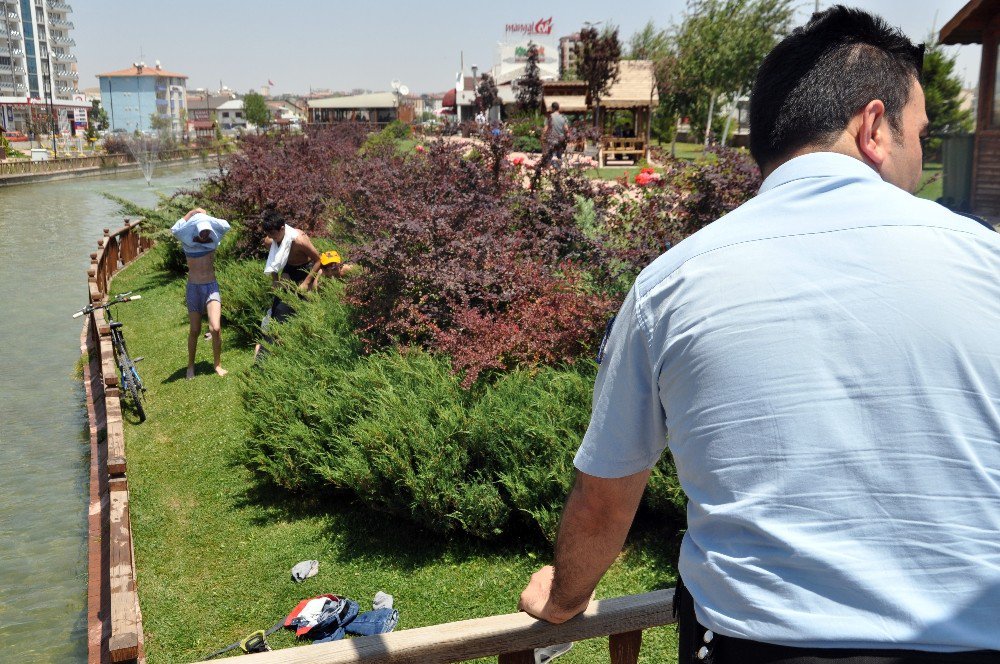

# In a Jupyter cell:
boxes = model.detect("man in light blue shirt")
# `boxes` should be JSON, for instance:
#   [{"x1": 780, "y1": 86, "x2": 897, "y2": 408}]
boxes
[{"x1": 520, "y1": 7, "x2": 999, "y2": 663}]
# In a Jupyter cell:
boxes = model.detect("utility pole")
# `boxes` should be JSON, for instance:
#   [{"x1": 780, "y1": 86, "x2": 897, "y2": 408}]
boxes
[{"x1": 43, "y1": 63, "x2": 57, "y2": 157}]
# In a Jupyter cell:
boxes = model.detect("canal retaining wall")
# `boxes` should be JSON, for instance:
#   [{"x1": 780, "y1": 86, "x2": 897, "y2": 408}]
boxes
[
  {"x1": 81, "y1": 221, "x2": 151, "y2": 664},
  {"x1": 0, "y1": 148, "x2": 216, "y2": 187}
]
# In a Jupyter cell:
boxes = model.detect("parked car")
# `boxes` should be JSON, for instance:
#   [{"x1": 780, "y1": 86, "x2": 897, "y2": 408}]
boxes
[{"x1": 3, "y1": 130, "x2": 28, "y2": 143}]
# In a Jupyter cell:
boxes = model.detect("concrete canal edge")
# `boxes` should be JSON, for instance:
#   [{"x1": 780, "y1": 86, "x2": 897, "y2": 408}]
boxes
[{"x1": 0, "y1": 149, "x2": 214, "y2": 187}]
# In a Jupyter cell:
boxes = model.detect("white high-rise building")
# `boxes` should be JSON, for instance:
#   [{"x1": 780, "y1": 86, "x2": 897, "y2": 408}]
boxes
[
  {"x1": 1, "y1": 0, "x2": 78, "y2": 100},
  {"x1": 1, "y1": 0, "x2": 86, "y2": 135}
]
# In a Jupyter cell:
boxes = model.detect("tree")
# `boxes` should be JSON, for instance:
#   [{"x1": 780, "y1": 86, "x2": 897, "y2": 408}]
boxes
[
  {"x1": 475, "y1": 73, "x2": 500, "y2": 115},
  {"x1": 627, "y1": 20, "x2": 670, "y2": 61},
  {"x1": 664, "y1": 0, "x2": 794, "y2": 145},
  {"x1": 149, "y1": 112, "x2": 172, "y2": 133},
  {"x1": 243, "y1": 91, "x2": 271, "y2": 133},
  {"x1": 25, "y1": 104, "x2": 56, "y2": 148},
  {"x1": 516, "y1": 42, "x2": 545, "y2": 114},
  {"x1": 922, "y1": 39, "x2": 974, "y2": 161},
  {"x1": 575, "y1": 25, "x2": 622, "y2": 127},
  {"x1": 91, "y1": 100, "x2": 109, "y2": 131}
]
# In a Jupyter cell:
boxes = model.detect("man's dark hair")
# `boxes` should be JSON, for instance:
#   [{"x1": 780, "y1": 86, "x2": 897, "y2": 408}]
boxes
[
  {"x1": 749, "y1": 5, "x2": 924, "y2": 169},
  {"x1": 550, "y1": 102, "x2": 560, "y2": 111},
  {"x1": 261, "y1": 207, "x2": 285, "y2": 233}
]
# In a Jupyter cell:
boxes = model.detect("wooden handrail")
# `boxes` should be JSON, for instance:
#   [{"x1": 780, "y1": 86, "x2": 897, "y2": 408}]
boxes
[{"x1": 192, "y1": 589, "x2": 676, "y2": 664}]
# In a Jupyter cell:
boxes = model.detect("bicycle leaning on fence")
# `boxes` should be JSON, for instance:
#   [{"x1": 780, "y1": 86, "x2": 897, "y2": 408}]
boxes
[{"x1": 74, "y1": 292, "x2": 147, "y2": 422}]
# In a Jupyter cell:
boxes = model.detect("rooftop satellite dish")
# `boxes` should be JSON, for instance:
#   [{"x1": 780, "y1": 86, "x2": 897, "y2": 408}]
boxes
[
  {"x1": 390, "y1": 79, "x2": 401, "y2": 91},
  {"x1": 398, "y1": 85, "x2": 409, "y2": 96}
]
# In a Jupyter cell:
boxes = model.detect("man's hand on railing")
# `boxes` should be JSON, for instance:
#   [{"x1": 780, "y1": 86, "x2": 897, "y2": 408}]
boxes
[
  {"x1": 519, "y1": 469, "x2": 652, "y2": 627},
  {"x1": 519, "y1": 565, "x2": 593, "y2": 624}
]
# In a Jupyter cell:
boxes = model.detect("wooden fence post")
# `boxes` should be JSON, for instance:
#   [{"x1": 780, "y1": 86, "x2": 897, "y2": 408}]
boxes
[{"x1": 609, "y1": 630, "x2": 643, "y2": 664}]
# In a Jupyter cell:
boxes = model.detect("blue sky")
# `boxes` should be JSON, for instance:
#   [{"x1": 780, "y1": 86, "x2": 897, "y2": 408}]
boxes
[{"x1": 76, "y1": 1, "x2": 982, "y2": 95}]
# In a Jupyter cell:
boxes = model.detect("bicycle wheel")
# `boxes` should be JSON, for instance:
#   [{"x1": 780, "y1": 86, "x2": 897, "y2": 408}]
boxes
[
  {"x1": 126, "y1": 371, "x2": 146, "y2": 423},
  {"x1": 114, "y1": 331, "x2": 146, "y2": 422}
]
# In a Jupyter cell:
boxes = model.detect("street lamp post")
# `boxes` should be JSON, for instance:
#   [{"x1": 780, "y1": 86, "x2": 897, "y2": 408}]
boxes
[
  {"x1": 134, "y1": 62, "x2": 144, "y2": 134},
  {"x1": 42, "y1": 63, "x2": 57, "y2": 157}
]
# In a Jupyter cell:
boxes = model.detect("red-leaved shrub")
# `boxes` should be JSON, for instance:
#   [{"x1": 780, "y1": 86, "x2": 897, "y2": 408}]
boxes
[
  {"x1": 336, "y1": 136, "x2": 617, "y2": 383},
  {"x1": 204, "y1": 124, "x2": 366, "y2": 256},
  {"x1": 434, "y1": 264, "x2": 615, "y2": 386}
]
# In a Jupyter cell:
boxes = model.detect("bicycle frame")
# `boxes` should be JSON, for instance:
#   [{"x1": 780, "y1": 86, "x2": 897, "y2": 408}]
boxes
[{"x1": 75, "y1": 293, "x2": 146, "y2": 422}]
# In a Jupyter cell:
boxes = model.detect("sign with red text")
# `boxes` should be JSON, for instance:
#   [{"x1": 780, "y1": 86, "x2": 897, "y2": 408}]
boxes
[{"x1": 505, "y1": 17, "x2": 553, "y2": 36}]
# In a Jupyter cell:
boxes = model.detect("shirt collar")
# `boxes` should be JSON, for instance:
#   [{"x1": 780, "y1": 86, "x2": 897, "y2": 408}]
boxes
[{"x1": 758, "y1": 152, "x2": 881, "y2": 195}]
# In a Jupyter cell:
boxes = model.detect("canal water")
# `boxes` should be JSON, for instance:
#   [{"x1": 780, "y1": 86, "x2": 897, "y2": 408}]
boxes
[{"x1": 0, "y1": 164, "x2": 208, "y2": 662}]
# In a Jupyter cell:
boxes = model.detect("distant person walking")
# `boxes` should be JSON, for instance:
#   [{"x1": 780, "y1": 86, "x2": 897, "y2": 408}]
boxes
[
  {"x1": 170, "y1": 207, "x2": 230, "y2": 379},
  {"x1": 543, "y1": 102, "x2": 569, "y2": 164}
]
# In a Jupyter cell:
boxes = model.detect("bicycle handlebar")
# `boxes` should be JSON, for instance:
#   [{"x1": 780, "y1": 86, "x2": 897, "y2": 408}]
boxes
[{"x1": 72, "y1": 292, "x2": 141, "y2": 318}]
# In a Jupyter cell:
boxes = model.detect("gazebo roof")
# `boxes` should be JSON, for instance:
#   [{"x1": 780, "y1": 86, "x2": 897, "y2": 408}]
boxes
[
  {"x1": 940, "y1": 0, "x2": 1000, "y2": 45},
  {"x1": 308, "y1": 92, "x2": 397, "y2": 109},
  {"x1": 542, "y1": 60, "x2": 658, "y2": 112}
]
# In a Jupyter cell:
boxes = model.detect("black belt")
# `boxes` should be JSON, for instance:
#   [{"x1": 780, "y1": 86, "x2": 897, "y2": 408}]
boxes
[
  {"x1": 714, "y1": 636, "x2": 1000, "y2": 664},
  {"x1": 673, "y1": 577, "x2": 999, "y2": 664}
]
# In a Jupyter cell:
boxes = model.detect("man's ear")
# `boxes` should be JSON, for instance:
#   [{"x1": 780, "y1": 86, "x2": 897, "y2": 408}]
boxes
[{"x1": 856, "y1": 99, "x2": 889, "y2": 167}]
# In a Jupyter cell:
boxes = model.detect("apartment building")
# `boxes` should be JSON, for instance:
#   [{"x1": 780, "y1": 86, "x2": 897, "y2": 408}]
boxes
[
  {"x1": 1, "y1": 0, "x2": 86, "y2": 133},
  {"x1": 98, "y1": 62, "x2": 187, "y2": 134},
  {"x1": 559, "y1": 33, "x2": 581, "y2": 79}
]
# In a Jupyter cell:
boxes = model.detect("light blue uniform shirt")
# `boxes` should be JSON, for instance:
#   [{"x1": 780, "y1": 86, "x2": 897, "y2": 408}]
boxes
[{"x1": 575, "y1": 152, "x2": 1000, "y2": 651}]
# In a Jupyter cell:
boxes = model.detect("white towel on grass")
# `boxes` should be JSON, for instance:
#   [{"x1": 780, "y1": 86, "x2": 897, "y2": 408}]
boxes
[{"x1": 263, "y1": 224, "x2": 299, "y2": 274}]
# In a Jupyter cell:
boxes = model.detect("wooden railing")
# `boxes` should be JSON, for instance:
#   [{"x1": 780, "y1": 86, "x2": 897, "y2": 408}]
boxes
[
  {"x1": 81, "y1": 219, "x2": 153, "y2": 664},
  {"x1": 191, "y1": 590, "x2": 676, "y2": 664},
  {"x1": 0, "y1": 146, "x2": 208, "y2": 177}
]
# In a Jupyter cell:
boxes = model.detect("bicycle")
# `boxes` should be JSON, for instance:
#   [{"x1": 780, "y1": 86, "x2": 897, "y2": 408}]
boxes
[{"x1": 74, "y1": 292, "x2": 147, "y2": 422}]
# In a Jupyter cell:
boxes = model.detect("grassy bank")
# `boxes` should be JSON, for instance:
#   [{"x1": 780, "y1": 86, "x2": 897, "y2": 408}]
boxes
[{"x1": 110, "y1": 245, "x2": 679, "y2": 663}]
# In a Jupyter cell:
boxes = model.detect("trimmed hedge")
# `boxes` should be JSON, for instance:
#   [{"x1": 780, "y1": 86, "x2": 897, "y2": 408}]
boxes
[{"x1": 240, "y1": 288, "x2": 685, "y2": 542}]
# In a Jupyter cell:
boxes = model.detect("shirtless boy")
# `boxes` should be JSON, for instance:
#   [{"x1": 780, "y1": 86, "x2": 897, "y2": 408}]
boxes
[
  {"x1": 261, "y1": 209, "x2": 322, "y2": 323},
  {"x1": 170, "y1": 207, "x2": 230, "y2": 379}
]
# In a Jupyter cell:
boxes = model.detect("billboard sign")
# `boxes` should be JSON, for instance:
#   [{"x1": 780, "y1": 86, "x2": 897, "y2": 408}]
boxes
[
  {"x1": 505, "y1": 17, "x2": 553, "y2": 37},
  {"x1": 73, "y1": 107, "x2": 88, "y2": 130},
  {"x1": 497, "y1": 39, "x2": 559, "y2": 82}
]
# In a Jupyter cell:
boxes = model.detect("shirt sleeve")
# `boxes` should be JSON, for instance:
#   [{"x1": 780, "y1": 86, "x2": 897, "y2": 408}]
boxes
[
  {"x1": 170, "y1": 216, "x2": 190, "y2": 238},
  {"x1": 208, "y1": 215, "x2": 231, "y2": 237},
  {"x1": 574, "y1": 285, "x2": 668, "y2": 478}
]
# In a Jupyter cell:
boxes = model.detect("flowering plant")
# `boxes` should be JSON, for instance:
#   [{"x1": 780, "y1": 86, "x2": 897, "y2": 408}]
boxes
[{"x1": 634, "y1": 168, "x2": 662, "y2": 187}]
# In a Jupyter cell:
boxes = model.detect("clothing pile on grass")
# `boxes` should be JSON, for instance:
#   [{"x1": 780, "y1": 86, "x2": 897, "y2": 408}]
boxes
[
  {"x1": 286, "y1": 560, "x2": 398, "y2": 644},
  {"x1": 204, "y1": 560, "x2": 398, "y2": 658}
]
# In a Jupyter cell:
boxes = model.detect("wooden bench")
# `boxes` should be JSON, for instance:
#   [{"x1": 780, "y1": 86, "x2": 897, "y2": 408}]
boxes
[{"x1": 599, "y1": 138, "x2": 647, "y2": 166}]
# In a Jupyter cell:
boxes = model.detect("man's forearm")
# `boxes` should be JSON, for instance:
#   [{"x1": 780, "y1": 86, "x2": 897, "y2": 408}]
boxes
[{"x1": 549, "y1": 469, "x2": 651, "y2": 616}]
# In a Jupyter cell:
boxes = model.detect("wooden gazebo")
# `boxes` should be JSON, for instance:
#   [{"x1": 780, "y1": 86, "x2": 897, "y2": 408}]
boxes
[
  {"x1": 542, "y1": 60, "x2": 659, "y2": 165},
  {"x1": 941, "y1": 0, "x2": 1000, "y2": 222}
]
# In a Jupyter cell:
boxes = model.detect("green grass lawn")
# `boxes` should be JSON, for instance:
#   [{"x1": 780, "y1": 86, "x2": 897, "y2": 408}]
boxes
[{"x1": 110, "y1": 245, "x2": 679, "y2": 663}]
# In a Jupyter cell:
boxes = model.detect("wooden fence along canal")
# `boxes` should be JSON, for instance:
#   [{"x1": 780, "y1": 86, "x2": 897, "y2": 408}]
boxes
[{"x1": 80, "y1": 223, "x2": 676, "y2": 664}]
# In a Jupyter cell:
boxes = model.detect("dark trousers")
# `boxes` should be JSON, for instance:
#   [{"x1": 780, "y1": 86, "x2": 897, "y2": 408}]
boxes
[{"x1": 674, "y1": 578, "x2": 1000, "y2": 664}]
